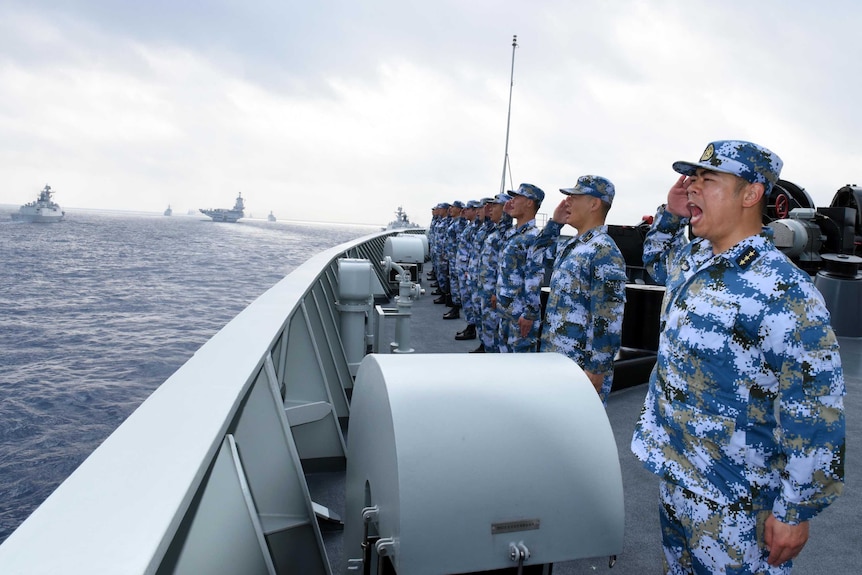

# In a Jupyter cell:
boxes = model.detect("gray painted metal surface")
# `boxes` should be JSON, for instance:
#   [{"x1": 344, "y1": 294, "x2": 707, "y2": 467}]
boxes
[{"x1": 344, "y1": 353, "x2": 624, "y2": 574}]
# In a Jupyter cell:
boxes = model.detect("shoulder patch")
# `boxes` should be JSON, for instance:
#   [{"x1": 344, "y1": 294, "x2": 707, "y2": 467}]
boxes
[{"x1": 736, "y1": 246, "x2": 759, "y2": 269}]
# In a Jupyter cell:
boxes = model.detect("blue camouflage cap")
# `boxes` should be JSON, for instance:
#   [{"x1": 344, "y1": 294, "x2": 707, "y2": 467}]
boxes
[
  {"x1": 560, "y1": 175, "x2": 615, "y2": 206},
  {"x1": 489, "y1": 193, "x2": 510, "y2": 205},
  {"x1": 479, "y1": 197, "x2": 495, "y2": 205},
  {"x1": 673, "y1": 140, "x2": 783, "y2": 193},
  {"x1": 466, "y1": 200, "x2": 482, "y2": 209},
  {"x1": 507, "y1": 183, "x2": 545, "y2": 207}
]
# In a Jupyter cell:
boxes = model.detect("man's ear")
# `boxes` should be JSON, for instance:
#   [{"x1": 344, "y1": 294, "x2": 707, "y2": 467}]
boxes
[{"x1": 743, "y1": 182, "x2": 765, "y2": 208}]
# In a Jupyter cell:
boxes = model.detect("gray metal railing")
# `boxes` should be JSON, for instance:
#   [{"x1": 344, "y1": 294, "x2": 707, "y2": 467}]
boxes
[{"x1": 0, "y1": 228, "x2": 416, "y2": 575}]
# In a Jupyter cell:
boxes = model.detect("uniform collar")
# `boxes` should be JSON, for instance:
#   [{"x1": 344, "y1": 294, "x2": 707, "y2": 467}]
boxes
[
  {"x1": 514, "y1": 219, "x2": 536, "y2": 233},
  {"x1": 575, "y1": 224, "x2": 608, "y2": 243},
  {"x1": 693, "y1": 230, "x2": 771, "y2": 271}
]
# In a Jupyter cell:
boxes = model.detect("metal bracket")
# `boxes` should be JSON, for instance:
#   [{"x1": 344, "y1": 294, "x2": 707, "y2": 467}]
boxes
[
  {"x1": 362, "y1": 505, "x2": 380, "y2": 524},
  {"x1": 375, "y1": 537, "x2": 396, "y2": 557}
]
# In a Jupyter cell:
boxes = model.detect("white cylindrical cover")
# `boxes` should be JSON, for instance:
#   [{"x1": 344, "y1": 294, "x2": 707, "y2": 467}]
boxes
[
  {"x1": 337, "y1": 258, "x2": 374, "y2": 302},
  {"x1": 383, "y1": 236, "x2": 425, "y2": 264},
  {"x1": 343, "y1": 353, "x2": 624, "y2": 575},
  {"x1": 407, "y1": 233, "x2": 429, "y2": 260}
]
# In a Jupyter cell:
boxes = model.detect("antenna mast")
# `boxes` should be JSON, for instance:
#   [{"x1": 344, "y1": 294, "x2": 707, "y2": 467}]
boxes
[{"x1": 499, "y1": 34, "x2": 518, "y2": 195}]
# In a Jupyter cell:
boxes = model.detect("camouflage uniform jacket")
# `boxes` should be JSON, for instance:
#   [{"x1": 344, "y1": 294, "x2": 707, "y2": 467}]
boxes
[
  {"x1": 469, "y1": 219, "x2": 492, "y2": 275},
  {"x1": 456, "y1": 219, "x2": 479, "y2": 271},
  {"x1": 537, "y1": 221, "x2": 627, "y2": 399},
  {"x1": 430, "y1": 216, "x2": 450, "y2": 263},
  {"x1": 631, "y1": 206, "x2": 845, "y2": 524},
  {"x1": 427, "y1": 217, "x2": 438, "y2": 262},
  {"x1": 429, "y1": 216, "x2": 441, "y2": 252},
  {"x1": 496, "y1": 219, "x2": 543, "y2": 321},
  {"x1": 479, "y1": 218, "x2": 512, "y2": 297},
  {"x1": 445, "y1": 218, "x2": 467, "y2": 265}
]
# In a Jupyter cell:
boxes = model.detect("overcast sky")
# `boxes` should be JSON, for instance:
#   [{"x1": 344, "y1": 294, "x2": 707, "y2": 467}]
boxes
[{"x1": 2, "y1": 0, "x2": 860, "y2": 226}]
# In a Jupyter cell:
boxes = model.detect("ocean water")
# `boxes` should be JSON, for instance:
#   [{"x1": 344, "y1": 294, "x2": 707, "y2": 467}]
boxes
[{"x1": 0, "y1": 209, "x2": 373, "y2": 544}]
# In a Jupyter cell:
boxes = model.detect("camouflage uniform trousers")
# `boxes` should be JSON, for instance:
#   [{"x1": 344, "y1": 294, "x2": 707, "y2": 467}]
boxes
[
  {"x1": 659, "y1": 481, "x2": 791, "y2": 575},
  {"x1": 435, "y1": 257, "x2": 450, "y2": 294},
  {"x1": 451, "y1": 257, "x2": 468, "y2": 306},
  {"x1": 428, "y1": 234, "x2": 441, "y2": 277},
  {"x1": 473, "y1": 285, "x2": 499, "y2": 351},
  {"x1": 461, "y1": 266, "x2": 481, "y2": 326},
  {"x1": 444, "y1": 220, "x2": 467, "y2": 296},
  {"x1": 468, "y1": 277, "x2": 483, "y2": 336}
]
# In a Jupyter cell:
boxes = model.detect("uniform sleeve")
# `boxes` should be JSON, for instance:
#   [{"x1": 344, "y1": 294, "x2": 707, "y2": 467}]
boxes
[
  {"x1": 643, "y1": 205, "x2": 689, "y2": 286},
  {"x1": 584, "y1": 247, "x2": 627, "y2": 373},
  {"x1": 531, "y1": 220, "x2": 563, "y2": 265},
  {"x1": 496, "y1": 240, "x2": 518, "y2": 310},
  {"x1": 445, "y1": 224, "x2": 459, "y2": 261},
  {"x1": 762, "y1": 283, "x2": 846, "y2": 524},
  {"x1": 522, "y1": 234, "x2": 546, "y2": 321}
]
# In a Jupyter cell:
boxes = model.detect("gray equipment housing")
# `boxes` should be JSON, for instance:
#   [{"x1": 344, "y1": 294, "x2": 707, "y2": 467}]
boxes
[{"x1": 343, "y1": 353, "x2": 624, "y2": 574}]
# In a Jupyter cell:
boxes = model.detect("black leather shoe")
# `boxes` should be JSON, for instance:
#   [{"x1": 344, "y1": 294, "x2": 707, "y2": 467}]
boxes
[
  {"x1": 455, "y1": 325, "x2": 476, "y2": 340},
  {"x1": 431, "y1": 289, "x2": 442, "y2": 296},
  {"x1": 430, "y1": 282, "x2": 439, "y2": 287},
  {"x1": 433, "y1": 295, "x2": 447, "y2": 304},
  {"x1": 443, "y1": 307, "x2": 461, "y2": 320},
  {"x1": 469, "y1": 343, "x2": 486, "y2": 353}
]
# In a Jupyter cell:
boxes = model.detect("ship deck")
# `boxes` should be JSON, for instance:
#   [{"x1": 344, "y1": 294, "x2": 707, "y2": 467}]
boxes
[{"x1": 309, "y1": 275, "x2": 862, "y2": 574}]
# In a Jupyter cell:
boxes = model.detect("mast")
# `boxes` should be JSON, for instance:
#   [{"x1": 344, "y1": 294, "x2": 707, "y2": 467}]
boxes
[{"x1": 499, "y1": 35, "x2": 518, "y2": 195}]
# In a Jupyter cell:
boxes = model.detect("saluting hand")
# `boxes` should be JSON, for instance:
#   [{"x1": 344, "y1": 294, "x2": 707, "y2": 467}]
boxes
[
  {"x1": 666, "y1": 175, "x2": 692, "y2": 218},
  {"x1": 552, "y1": 199, "x2": 569, "y2": 224}
]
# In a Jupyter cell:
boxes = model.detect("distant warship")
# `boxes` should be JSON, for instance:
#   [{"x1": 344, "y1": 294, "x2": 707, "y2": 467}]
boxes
[
  {"x1": 199, "y1": 193, "x2": 245, "y2": 222},
  {"x1": 12, "y1": 184, "x2": 65, "y2": 223},
  {"x1": 384, "y1": 205, "x2": 420, "y2": 230}
]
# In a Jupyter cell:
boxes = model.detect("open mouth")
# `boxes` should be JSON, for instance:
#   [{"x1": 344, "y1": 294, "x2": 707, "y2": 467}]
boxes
[{"x1": 687, "y1": 202, "x2": 702, "y2": 225}]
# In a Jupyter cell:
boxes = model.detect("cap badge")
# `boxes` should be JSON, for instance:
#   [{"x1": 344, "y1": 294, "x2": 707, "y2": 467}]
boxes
[{"x1": 700, "y1": 143, "x2": 715, "y2": 162}]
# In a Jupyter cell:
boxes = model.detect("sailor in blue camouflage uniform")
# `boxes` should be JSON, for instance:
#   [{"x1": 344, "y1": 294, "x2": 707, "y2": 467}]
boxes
[
  {"x1": 434, "y1": 201, "x2": 462, "y2": 307},
  {"x1": 451, "y1": 200, "x2": 481, "y2": 331},
  {"x1": 431, "y1": 203, "x2": 452, "y2": 304},
  {"x1": 495, "y1": 183, "x2": 545, "y2": 353},
  {"x1": 428, "y1": 204, "x2": 447, "y2": 291},
  {"x1": 630, "y1": 141, "x2": 845, "y2": 574},
  {"x1": 477, "y1": 194, "x2": 513, "y2": 352},
  {"x1": 535, "y1": 176, "x2": 626, "y2": 404},
  {"x1": 463, "y1": 198, "x2": 496, "y2": 347},
  {"x1": 453, "y1": 199, "x2": 486, "y2": 341},
  {"x1": 442, "y1": 201, "x2": 467, "y2": 318}
]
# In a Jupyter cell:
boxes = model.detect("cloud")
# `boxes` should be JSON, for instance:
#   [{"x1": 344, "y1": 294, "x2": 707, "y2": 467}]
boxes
[{"x1": 2, "y1": 1, "x2": 861, "y2": 226}]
